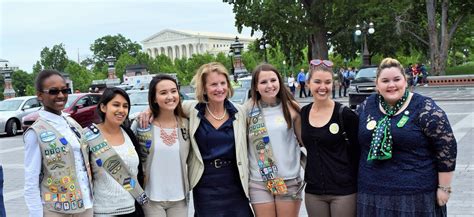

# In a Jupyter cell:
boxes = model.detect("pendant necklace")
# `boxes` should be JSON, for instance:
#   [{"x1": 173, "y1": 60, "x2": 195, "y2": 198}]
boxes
[
  {"x1": 206, "y1": 104, "x2": 226, "y2": 121},
  {"x1": 157, "y1": 119, "x2": 177, "y2": 146}
]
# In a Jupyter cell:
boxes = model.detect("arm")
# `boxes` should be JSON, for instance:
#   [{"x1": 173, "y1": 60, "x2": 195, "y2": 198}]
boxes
[
  {"x1": 23, "y1": 130, "x2": 43, "y2": 217},
  {"x1": 419, "y1": 98, "x2": 457, "y2": 206}
]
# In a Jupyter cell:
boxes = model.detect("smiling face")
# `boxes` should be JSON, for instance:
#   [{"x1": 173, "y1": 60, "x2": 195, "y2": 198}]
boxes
[
  {"x1": 256, "y1": 70, "x2": 280, "y2": 102},
  {"x1": 204, "y1": 72, "x2": 229, "y2": 103},
  {"x1": 154, "y1": 79, "x2": 180, "y2": 112},
  {"x1": 37, "y1": 74, "x2": 68, "y2": 115},
  {"x1": 100, "y1": 94, "x2": 129, "y2": 126},
  {"x1": 376, "y1": 67, "x2": 407, "y2": 106},
  {"x1": 308, "y1": 69, "x2": 333, "y2": 101}
]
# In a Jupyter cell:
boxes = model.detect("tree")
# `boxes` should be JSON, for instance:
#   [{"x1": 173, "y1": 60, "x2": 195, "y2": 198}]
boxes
[
  {"x1": 39, "y1": 43, "x2": 69, "y2": 72},
  {"x1": 12, "y1": 70, "x2": 33, "y2": 96},
  {"x1": 90, "y1": 34, "x2": 142, "y2": 66},
  {"x1": 115, "y1": 53, "x2": 138, "y2": 81},
  {"x1": 396, "y1": 0, "x2": 473, "y2": 75},
  {"x1": 64, "y1": 61, "x2": 95, "y2": 92}
]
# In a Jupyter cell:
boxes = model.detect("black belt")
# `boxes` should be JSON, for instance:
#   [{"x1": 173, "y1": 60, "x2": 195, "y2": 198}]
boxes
[{"x1": 204, "y1": 159, "x2": 233, "y2": 168}]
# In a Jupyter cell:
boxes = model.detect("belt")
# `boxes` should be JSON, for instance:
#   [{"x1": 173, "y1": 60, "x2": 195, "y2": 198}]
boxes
[{"x1": 204, "y1": 159, "x2": 233, "y2": 169}]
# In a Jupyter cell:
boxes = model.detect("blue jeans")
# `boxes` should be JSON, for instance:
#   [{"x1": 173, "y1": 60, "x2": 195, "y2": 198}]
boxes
[{"x1": 0, "y1": 165, "x2": 5, "y2": 217}]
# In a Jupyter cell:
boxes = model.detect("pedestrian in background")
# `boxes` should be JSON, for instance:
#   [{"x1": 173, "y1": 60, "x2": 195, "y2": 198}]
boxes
[
  {"x1": 246, "y1": 63, "x2": 303, "y2": 217},
  {"x1": 287, "y1": 73, "x2": 296, "y2": 96},
  {"x1": 357, "y1": 58, "x2": 457, "y2": 216},
  {"x1": 132, "y1": 75, "x2": 190, "y2": 217},
  {"x1": 85, "y1": 87, "x2": 146, "y2": 216},
  {"x1": 301, "y1": 60, "x2": 360, "y2": 217},
  {"x1": 139, "y1": 62, "x2": 253, "y2": 217},
  {"x1": 24, "y1": 69, "x2": 93, "y2": 216},
  {"x1": 297, "y1": 69, "x2": 307, "y2": 98},
  {"x1": 305, "y1": 70, "x2": 312, "y2": 97}
]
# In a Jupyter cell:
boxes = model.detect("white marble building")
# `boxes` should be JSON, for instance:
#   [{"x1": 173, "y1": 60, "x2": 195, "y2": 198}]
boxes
[{"x1": 142, "y1": 29, "x2": 255, "y2": 61}]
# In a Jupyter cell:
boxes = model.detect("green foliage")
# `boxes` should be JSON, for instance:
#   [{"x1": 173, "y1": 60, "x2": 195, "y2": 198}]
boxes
[
  {"x1": 25, "y1": 85, "x2": 36, "y2": 96},
  {"x1": 40, "y1": 43, "x2": 69, "y2": 72},
  {"x1": 445, "y1": 62, "x2": 474, "y2": 75},
  {"x1": 64, "y1": 61, "x2": 95, "y2": 92},
  {"x1": 115, "y1": 53, "x2": 138, "y2": 81},
  {"x1": 12, "y1": 70, "x2": 33, "y2": 96},
  {"x1": 90, "y1": 34, "x2": 142, "y2": 66}
]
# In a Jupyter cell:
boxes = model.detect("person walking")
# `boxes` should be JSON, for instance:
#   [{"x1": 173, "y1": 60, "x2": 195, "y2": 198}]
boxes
[
  {"x1": 287, "y1": 73, "x2": 297, "y2": 97},
  {"x1": 132, "y1": 75, "x2": 191, "y2": 217},
  {"x1": 24, "y1": 69, "x2": 93, "y2": 217},
  {"x1": 85, "y1": 87, "x2": 147, "y2": 216},
  {"x1": 246, "y1": 63, "x2": 303, "y2": 217},
  {"x1": 302, "y1": 60, "x2": 360, "y2": 217},
  {"x1": 357, "y1": 58, "x2": 457, "y2": 216},
  {"x1": 297, "y1": 69, "x2": 307, "y2": 98}
]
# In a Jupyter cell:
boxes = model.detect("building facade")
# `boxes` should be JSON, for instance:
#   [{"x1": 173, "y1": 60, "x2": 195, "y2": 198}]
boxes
[{"x1": 142, "y1": 29, "x2": 255, "y2": 61}]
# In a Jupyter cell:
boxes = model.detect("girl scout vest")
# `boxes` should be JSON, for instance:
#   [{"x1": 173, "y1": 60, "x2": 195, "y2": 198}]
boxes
[
  {"x1": 30, "y1": 117, "x2": 91, "y2": 214},
  {"x1": 84, "y1": 124, "x2": 149, "y2": 205},
  {"x1": 135, "y1": 119, "x2": 189, "y2": 193},
  {"x1": 248, "y1": 104, "x2": 288, "y2": 195}
]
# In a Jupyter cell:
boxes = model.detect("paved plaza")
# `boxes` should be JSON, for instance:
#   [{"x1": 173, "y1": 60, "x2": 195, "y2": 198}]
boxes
[{"x1": 1, "y1": 86, "x2": 473, "y2": 216}]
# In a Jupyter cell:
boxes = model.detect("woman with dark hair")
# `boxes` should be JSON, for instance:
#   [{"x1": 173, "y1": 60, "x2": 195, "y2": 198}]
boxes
[
  {"x1": 301, "y1": 60, "x2": 359, "y2": 217},
  {"x1": 84, "y1": 87, "x2": 147, "y2": 216},
  {"x1": 24, "y1": 69, "x2": 94, "y2": 216},
  {"x1": 131, "y1": 74, "x2": 190, "y2": 217},
  {"x1": 245, "y1": 63, "x2": 303, "y2": 217}
]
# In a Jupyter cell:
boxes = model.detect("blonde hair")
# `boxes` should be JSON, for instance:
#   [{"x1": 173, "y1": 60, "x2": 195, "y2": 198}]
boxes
[
  {"x1": 191, "y1": 62, "x2": 234, "y2": 103},
  {"x1": 376, "y1": 58, "x2": 406, "y2": 81}
]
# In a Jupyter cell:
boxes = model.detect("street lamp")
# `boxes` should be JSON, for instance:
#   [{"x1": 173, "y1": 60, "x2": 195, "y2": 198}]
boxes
[
  {"x1": 1, "y1": 64, "x2": 16, "y2": 99},
  {"x1": 259, "y1": 37, "x2": 272, "y2": 62},
  {"x1": 355, "y1": 21, "x2": 375, "y2": 66},
  {"x1": 229, "y1": 36, "x2": 248, "y2": 77}
]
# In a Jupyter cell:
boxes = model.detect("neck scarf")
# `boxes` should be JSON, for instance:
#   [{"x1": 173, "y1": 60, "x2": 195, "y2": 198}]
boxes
[{"x1": 367, "y1": 89, "x2": 409, "y2": 161}]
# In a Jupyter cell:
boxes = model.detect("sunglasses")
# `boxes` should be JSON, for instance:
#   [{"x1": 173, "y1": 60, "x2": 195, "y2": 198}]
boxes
[
  {"x1": 41, "y1": 88, "x2": 72, "y2": 95},
  {"x1": 310, "y1": 59, "x2": 334, "y2": 67}
]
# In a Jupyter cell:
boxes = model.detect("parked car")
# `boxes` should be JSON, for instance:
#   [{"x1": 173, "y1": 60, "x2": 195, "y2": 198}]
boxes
[
  {"x1": 128, "y1": 90, "x2": 193, "y2": 121},
  {"x1": 230, "y1": 87, "x2": 251, "y2": 105},
  {"x1": 22, "y1": 93, "x2": 102, "y2": 131},
  {"x1": 0, "y1": 96, "x2": 42, "y2": 136},
  {"x1": 348, "y1": 66, "x2": 378, "y2": 109}
]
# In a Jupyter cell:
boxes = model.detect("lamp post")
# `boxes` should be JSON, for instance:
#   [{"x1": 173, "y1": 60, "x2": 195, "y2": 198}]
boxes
[
  {"x1": 228, "y1": 49, "x2": 235, "y2": 75},
  {"x1": 229, "y1": 36, "x2": 248, "y2": 78},
  {"x1": 259, "y1": 37, "x2": 272, "y2": 63},
  {"x1": 282, "y1": 60, "x2": 286, "y2": 78},
  {"x1": 355, "y1": 21, "x2": 375, "y2": 66},
  {"x1": 105, "y1": 55, "x2": 120, "y2": 87},
  {"x1": 1, "y1": 64, "x2": 16, "y2": 99}
]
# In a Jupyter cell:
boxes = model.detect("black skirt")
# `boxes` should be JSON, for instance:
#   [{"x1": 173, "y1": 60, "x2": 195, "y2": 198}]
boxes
[{"x1": 193, "y1": 162, "x2": 253, "y2": 217}]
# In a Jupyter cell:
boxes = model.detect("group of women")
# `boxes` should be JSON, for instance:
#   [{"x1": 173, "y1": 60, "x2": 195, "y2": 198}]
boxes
[{"x1": 24, "y1": 57, "x2": 456, "y2": 217}]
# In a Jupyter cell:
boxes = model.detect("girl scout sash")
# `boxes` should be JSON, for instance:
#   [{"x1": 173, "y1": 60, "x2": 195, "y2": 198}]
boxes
[
  {"x1": 84, "y1": 124, "x2": 149, "y2": 205},
  {"x1": 248, "y1": 104, "x2": 288, "y2": 195}
]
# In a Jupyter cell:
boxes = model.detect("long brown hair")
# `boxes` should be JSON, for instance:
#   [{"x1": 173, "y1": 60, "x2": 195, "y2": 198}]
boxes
[
  {"x1": 251, "y1": 63, "x2": 300, "y2": 129},
  {"x1": 148, "y1": 74, "x2": 187, "y2": 121}
]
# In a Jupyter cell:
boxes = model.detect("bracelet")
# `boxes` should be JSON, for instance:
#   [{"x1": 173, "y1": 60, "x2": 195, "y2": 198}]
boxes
[{"x1": 438, "y1": 185, "x2": 452, "y2": 194}]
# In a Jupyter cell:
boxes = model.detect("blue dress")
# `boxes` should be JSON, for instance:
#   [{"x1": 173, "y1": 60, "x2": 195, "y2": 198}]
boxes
[
  {"x1": 356, "y1": 93, "x2": 457, "y2": 217},
  {"x1": 192, "y1": 101, "x2": 253, "y2": 217}
]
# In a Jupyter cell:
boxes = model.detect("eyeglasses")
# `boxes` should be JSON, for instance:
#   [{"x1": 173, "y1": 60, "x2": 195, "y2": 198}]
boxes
[
  {"x1": 310, "y1": 59, "x2": 334, "y2": 67},
  {"x1": 41, "y1": 88, "x2": 72, "y2": 95}
]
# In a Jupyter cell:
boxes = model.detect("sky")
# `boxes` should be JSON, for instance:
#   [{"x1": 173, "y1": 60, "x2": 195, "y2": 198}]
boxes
[{"x1": 0, "y1": 0, "x2": 255, "y2": 72}]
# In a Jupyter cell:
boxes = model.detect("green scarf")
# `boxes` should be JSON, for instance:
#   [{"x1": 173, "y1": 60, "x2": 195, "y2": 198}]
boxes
[{"x1": 368, "y1": 90, "x2": 409, "y2": 161}]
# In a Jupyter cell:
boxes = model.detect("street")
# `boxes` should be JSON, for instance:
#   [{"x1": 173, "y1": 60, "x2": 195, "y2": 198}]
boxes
[{"x1": 1, "y1": 86, "x2": 473, "y2": 217}]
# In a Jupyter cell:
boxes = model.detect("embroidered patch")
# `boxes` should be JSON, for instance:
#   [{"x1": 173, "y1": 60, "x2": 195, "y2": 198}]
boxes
[
  {"x1": 59, "y1": 137, "x2": 68, "y2": 145},
  {"x1": 329, "y1": 123, "x2": 339, "y2": 134},
  {"x1": 54, "y1": 201, "x2": 62, "y2": 211},
  {"x1": 40, "y1": 131, "x2": 56, "y2": 142}
]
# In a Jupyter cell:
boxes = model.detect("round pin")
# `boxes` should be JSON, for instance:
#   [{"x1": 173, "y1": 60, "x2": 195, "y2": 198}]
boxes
[
  {"x1": 329, "y1": 123, "x2": 339, "y2": 134},
  {"x1": 404, "y1": 110, "x2": 409, "y2": 115},
  {"x1": 366, "y1": 120, "x2": 377, "y2": 130}
]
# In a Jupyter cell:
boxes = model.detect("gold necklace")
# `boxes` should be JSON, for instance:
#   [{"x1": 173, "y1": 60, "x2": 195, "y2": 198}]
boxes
[
  {"x1": 157, "y1": 120, "x2": 177, "y2": 146},
  {"x1": 206, "y1": 104, "x2": 226, "y2": 121}
]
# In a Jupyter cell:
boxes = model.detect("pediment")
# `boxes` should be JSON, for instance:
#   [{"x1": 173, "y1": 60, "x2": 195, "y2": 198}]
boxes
[{"x1": 146, "y1": 30, "x2": 190, "y2": 43}]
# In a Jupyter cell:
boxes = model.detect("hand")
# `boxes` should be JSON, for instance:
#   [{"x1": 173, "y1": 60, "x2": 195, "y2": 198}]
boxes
[
  {"x1": 138, "y1": 108, "x2": 153, "y2": 128},
  {"x1": 437, "y1": 188, "x2": 450, "y2": 206}
]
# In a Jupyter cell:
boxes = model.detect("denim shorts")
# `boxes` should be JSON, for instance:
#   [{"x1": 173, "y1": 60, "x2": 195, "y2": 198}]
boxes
[{"x1": 249, "y1": 177, "x2": 303, "y2": 204}]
